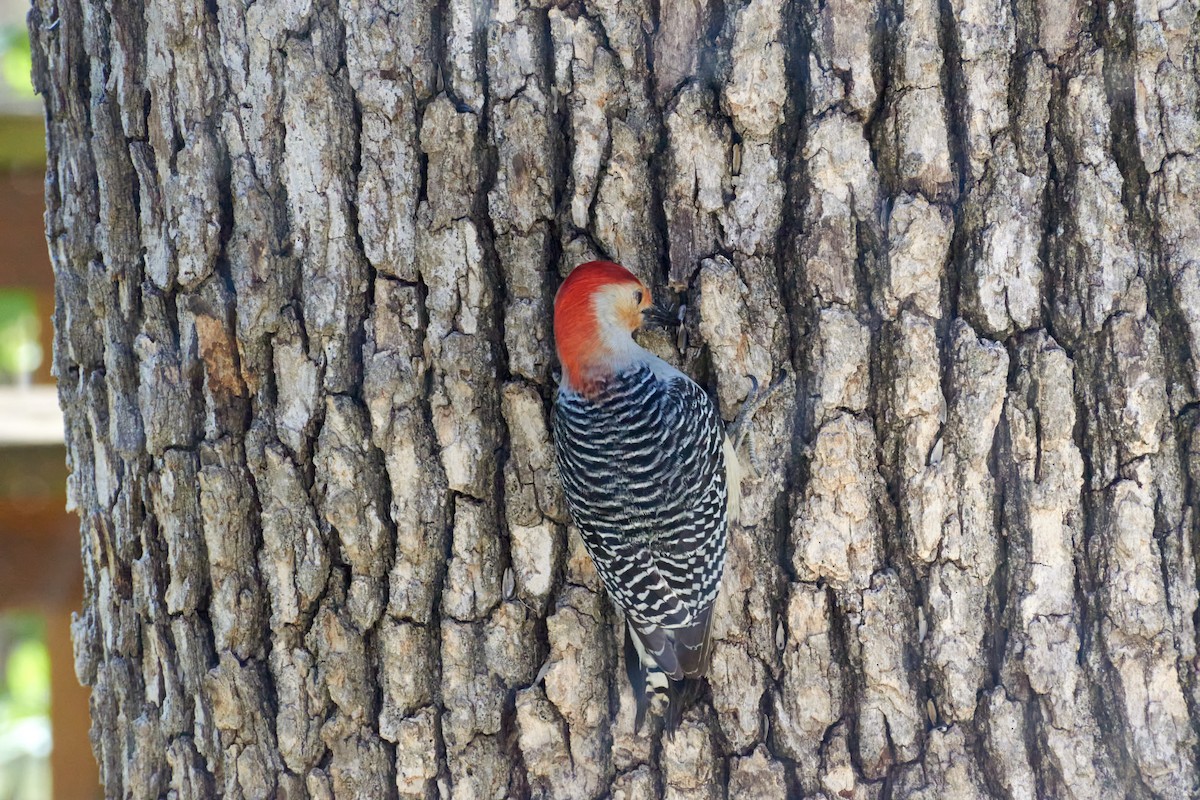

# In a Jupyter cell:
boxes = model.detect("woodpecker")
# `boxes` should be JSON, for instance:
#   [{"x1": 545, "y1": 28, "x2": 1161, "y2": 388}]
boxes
[{"x1": 551, "y1": 260, "x2": 740, "y2": 733}]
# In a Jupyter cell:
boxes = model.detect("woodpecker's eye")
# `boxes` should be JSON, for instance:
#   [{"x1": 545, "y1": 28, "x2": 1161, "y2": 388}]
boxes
[{"x1": 635, "y1": 290, "x2": 643, "y2": 304}]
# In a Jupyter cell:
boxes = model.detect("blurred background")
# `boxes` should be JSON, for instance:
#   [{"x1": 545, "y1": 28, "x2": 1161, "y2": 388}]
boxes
[{"x1": 0, "y1": 1, "x2": 99, "y2": 799}]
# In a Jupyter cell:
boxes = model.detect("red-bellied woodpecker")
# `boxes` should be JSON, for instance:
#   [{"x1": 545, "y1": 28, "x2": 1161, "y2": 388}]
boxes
[{"x1": 551, "y1": 260, "x2": 740, "y2": 733}]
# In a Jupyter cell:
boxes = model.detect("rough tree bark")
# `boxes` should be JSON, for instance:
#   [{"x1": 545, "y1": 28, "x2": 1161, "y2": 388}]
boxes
[{"x1": 31, "y1": 0, "x2": 1200, "y2": 797}]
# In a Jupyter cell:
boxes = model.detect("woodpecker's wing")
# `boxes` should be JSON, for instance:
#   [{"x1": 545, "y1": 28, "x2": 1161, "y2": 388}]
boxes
[{"x1": 553, "y1": 363, "x2": 730, "y2": 679}]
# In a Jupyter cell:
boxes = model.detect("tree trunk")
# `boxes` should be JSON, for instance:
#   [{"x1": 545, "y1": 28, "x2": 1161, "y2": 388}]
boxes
[{"x1": 32, "y1": 0, "x2": 1200, "y2": 797}]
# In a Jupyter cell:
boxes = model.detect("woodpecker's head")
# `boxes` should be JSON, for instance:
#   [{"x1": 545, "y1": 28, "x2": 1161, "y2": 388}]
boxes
[{"x1": 553, "y1": 260, "x2": 673, "y2": 390}]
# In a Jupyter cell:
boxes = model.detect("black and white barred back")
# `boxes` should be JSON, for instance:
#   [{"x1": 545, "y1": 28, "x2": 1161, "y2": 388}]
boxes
[{"x1": 553, "y1": 362, "x2": 729, "y2": 670}]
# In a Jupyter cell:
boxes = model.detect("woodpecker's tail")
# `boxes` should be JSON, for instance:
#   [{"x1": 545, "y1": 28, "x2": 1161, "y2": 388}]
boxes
[
  {"x1": 624, "y1": 623, "x2": 653, "y2": 731},
  {"x1": 624, "y1": 610, "x2": 715, "y2": 735},
  {"x1": 625, "y1": 622, "x2": 677, "y2": 733},
  {"x1": 663, "y1": 675, "x2": 705, "y2": 735}
]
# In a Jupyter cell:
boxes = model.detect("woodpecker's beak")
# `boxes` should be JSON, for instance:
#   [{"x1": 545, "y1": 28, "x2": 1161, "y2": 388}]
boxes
[{"x1": 641, "y1": 301, "x2": 679, "y2": 329}]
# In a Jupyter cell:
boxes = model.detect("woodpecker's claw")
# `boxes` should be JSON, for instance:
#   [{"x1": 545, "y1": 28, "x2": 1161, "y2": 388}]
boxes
[{"x1": 728, "y1": 367, "x2": 792, "y2": 477}]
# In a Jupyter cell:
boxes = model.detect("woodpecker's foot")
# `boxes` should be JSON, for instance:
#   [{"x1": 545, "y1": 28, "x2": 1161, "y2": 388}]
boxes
[{"x1": 728, "y1": 367, "x2": 792, "y2": 477}]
